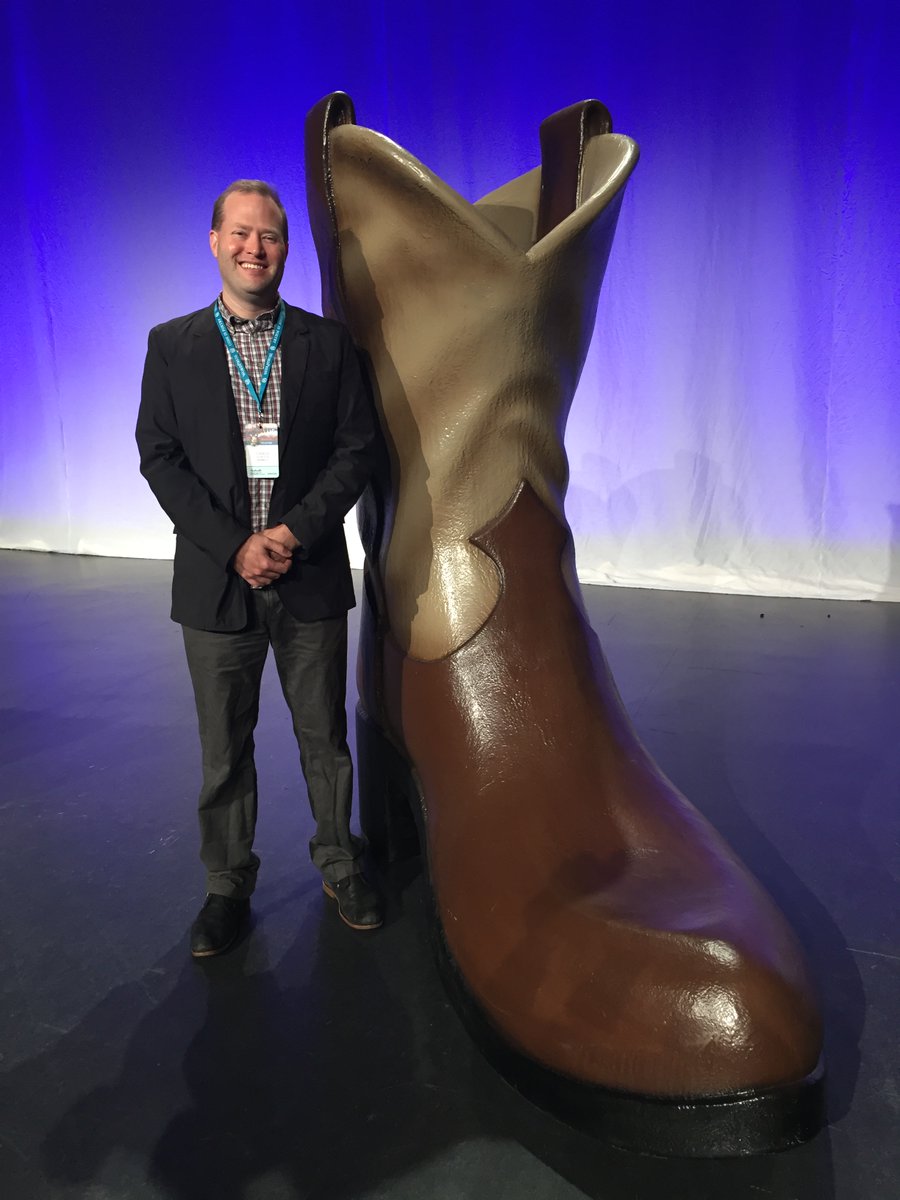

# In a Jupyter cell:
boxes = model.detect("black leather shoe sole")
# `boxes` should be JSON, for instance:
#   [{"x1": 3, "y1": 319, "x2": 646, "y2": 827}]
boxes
[{"x1": 191, "y1": 935, "x2": 242, "y2": 959}]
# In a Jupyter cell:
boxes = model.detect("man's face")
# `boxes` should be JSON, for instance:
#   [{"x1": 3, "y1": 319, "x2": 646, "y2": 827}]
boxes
[{"x1": 209, "y1": 191, "x2": 288, "y2": 311}]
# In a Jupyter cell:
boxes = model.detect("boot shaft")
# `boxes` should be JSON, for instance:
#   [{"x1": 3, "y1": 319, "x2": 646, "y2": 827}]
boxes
[{"x1": 306, "y1": 93, "x2": 639, "y2": 657}]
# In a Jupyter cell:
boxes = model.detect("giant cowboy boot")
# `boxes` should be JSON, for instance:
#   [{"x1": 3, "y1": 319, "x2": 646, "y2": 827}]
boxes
[{"x1": 304, "y1": 92, "x2": 824, "y2": 1156}]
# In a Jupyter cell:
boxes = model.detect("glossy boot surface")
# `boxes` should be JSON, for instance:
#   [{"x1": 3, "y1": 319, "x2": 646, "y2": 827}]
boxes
[{"x1": 305, "y1": 91, "x2": 825, "y2": 1155}]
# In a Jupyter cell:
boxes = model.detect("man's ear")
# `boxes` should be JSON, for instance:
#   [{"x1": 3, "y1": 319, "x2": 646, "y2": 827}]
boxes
[{"x1": 209, "y1": 229, "x2": 219, "y2": 257}]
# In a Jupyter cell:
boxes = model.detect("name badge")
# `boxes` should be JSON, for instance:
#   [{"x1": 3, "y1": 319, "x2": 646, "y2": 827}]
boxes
[{"x1": 243, "y1": 423, "x2": 279, "y2": 479}]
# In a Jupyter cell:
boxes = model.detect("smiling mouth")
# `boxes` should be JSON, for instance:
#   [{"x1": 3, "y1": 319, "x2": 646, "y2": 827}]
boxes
[{"x1": 239, "y1": 262, "x2": 267, "y2": 271}]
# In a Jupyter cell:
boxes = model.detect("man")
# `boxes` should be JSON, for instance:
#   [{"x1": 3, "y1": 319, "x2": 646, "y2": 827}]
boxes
[{"x1": 136, "y1": 179, "x2": 383, "y2": 957}]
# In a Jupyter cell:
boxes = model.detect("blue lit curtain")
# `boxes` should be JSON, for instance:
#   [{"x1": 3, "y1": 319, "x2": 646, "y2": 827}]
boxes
[{"x1": 3, "y1": 0, "x2": 899, "y2": 599}]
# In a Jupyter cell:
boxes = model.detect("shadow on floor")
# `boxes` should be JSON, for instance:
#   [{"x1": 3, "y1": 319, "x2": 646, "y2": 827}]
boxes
[{"x1": 10, "y1": 868, "x2": 838, "y2": 1200}]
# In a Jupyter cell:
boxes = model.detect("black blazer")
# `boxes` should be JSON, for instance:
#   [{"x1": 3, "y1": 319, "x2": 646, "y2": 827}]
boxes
[{"x1": 136, "y1": 301, "x2": 377, "y2": 632}]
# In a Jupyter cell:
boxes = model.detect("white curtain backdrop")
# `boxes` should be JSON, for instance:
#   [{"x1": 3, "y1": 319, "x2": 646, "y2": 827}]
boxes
[{"x1": 3, "y1": 0, "x2": 899, "y2": 601}]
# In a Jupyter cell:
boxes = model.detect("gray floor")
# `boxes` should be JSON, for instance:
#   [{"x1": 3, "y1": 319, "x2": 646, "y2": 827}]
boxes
[{"x1": 0, "y1": 548, "x2": 897, "y2": 1199}]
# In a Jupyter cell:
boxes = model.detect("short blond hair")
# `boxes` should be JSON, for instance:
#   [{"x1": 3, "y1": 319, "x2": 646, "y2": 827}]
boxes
[{"x1": 211, "y1": 180, "x2": 288, "y2": 242}]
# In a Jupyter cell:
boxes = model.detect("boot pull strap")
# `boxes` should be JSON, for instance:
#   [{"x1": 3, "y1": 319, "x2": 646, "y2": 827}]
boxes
[
  {"x1": 305, "y1": 91, "x2": 357, "y2": 321},
  {"x1": 536, "y1": 99, "x2": 613, "y2": 243}
]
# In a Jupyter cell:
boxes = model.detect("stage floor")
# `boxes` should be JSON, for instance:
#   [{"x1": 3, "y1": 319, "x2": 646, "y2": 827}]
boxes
[{"x1": 1, "y1": 548, "x2": 897, "y2": 1200}]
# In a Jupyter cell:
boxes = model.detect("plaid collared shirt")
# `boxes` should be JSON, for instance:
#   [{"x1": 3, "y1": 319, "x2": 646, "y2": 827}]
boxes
[{"x1": 217, "y1": 295, "x2": 284, "y2": 533}]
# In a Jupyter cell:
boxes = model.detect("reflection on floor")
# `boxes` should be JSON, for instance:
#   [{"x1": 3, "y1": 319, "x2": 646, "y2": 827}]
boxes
[{"x1": 0, "y1": 549, "x2": 897, "y2": 1200}]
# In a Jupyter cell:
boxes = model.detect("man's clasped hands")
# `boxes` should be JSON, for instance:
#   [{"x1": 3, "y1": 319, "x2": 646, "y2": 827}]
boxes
[{"x1": 232, "y1": 523, "x2": 300, "y2": 588}]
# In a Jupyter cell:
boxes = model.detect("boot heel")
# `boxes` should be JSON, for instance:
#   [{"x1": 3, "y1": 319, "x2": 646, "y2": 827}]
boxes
[{"x1": 356, "y1": 704, "x2": 421, "y2": 864}]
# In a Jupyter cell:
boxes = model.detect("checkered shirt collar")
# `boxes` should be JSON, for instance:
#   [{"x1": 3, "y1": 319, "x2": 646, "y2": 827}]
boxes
[{"x1": 216, "y1": 294, "x2": 281, "y2": 332}]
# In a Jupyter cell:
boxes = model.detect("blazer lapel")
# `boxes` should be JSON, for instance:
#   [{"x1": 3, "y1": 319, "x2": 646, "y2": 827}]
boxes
[
  {"x1": 191, "y1": 304, "x2": 247, "y2": 490},
  {"x1": 278, "y1": 305, "x2": 311, "y2": 454}
]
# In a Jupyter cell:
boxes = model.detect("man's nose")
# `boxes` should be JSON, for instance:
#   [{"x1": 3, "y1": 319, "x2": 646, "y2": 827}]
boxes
[{"x1": 246, "y1": 232, "x2": 266, "y2": 256}]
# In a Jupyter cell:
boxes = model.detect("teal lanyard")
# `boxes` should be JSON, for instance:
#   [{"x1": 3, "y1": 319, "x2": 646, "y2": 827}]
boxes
[{"x1": 213, "y1": 299, "x2": 286, "y2": 417}]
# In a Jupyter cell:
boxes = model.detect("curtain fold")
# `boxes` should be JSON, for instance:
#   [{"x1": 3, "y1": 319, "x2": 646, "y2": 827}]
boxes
[{"x1": 3, "y1": 0, "x2": 898, "y2": 598}]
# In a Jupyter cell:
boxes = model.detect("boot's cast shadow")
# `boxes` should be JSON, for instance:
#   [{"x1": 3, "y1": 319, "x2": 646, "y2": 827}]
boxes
[{"x1": 24, "y1": 867, "x2": 839, "y2": 1200}]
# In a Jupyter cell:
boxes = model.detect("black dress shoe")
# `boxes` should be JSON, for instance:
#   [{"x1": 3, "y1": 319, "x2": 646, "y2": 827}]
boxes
[
  {"x1": 190, "y1": 894, "x2": 250, "y2": 957},
  {"x1": 322, "y1": 874, "x2": 383, "y2": 930}
]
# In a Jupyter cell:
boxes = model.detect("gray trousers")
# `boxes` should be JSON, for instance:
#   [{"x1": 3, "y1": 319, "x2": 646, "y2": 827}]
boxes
[{"x1": 182, "y1": 588, "x2": 363, "y2": 897}]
